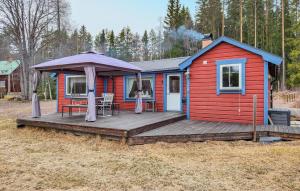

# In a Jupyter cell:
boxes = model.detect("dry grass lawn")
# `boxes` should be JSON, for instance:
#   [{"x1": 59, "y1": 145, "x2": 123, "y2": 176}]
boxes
[{"x1": 0, "y1": 100, "x2": 300, "y2": 191}]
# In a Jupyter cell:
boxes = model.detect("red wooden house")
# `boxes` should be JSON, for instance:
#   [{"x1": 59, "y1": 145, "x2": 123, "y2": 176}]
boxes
[{"x1": 56, "y1": 36, "x2": 282, "y2": 125}]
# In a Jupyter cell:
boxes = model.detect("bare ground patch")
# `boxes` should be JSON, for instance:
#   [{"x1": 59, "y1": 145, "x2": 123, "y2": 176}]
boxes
[{"x1": 0, "y1": 100, "x2": 300, "y2": 191}]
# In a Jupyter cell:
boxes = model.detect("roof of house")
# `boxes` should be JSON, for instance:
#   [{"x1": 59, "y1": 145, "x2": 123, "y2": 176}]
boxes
[
  {"x1": 0, "y1": 60, "x2": 21, "y2": 75},
  {"x1": 180, "y1": 36, "x2": 283, "y2": 70},
  {"x1": 32, "y1": 51, "x2": 142, "y2": 73},
  {"x1": 130, "y1": 57, "x2": 190, "y2": 72}
]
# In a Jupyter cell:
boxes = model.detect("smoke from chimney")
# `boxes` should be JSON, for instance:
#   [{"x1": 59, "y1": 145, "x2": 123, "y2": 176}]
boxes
[{"x1": 169, "y1": 26, "x2": 205, "y2": 42}]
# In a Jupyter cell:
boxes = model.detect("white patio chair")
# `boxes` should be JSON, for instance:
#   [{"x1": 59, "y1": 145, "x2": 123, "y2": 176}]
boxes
[{"x1": 97, "y1": 93, "x2": 114, "y2": 116}]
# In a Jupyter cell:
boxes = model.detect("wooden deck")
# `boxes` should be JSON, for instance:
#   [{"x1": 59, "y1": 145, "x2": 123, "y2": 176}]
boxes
[
  {"x1": 128, "y1": 120, "x2": 300, "y2": 145},
  {"x1": 16, "y1": 111, "x2": 186, "y2": 141},
  {"x1": 17, "y1": 112, "x2": 300, "y2": 145}
]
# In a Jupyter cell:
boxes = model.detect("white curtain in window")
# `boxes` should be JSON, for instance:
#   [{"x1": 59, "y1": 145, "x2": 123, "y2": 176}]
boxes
[{"x1": 127, "y1": 78, "x2": 136, "y2": 98}]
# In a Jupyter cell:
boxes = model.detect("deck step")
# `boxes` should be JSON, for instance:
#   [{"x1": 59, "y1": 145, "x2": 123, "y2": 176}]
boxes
[{"x1": 127, "y1": 114, "x2": 186, "y2": 137}]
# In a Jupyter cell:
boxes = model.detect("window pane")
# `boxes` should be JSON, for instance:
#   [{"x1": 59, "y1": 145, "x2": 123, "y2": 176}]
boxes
[
  {"x1": 222, "y1": 66, "x2": 230, "y2": 87},
  {"x1": 67, "y1": 76, "x2": 86, "y2": 95},
  {"x1": 231, "y1": 65, "x2": 239, "y2": 73},
  {"x1": 230, "y1": 66, "x2": 240, "y2": 87},
  {"x1": 222, "y1": 66, "x2": 229, "y2": 73},
  {"x1": 142, "y1": 79, "x2": 153, "y2": 98},
  {"x1": 230, "y1": 72, "x2": 239, "y2": 87},
  {"x1": 169, "y1": 76, "x2": 180, "y2": 93},
  {"x1": 127, "y1": 78, "x2": 138, "y2": 98}
]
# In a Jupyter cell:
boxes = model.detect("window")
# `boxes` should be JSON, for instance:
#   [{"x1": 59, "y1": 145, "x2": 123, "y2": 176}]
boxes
[
  {"x1": 220, "y1": 64, "x2": 241, "y2": 90},
  {"x1": 125, "y1": 76, "x2": 154, "y2": 99},
  {"x1": 0, "y1": 81, "x2": 5, "y2": 88},
  {"x1": 169, "y1": 76, "x2": 180, "y2": 93},
  {"x1": 66, "y1": 75, "x2": 87, "y2": 96},
  {"x1": 216, "y1": 58, "x2": 246, "y2": 95}
]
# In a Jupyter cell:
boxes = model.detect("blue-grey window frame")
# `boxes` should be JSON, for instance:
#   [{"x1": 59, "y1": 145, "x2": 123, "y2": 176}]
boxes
[
  {"x1": 216, "y1": 58, "x2": 247, "y2": 95},
  {"x1": 123, "y1": 74, "x2": 156, "y2": 102}
]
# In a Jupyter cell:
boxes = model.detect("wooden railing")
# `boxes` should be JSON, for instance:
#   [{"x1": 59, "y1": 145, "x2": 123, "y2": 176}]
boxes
[{"x1": 274, "y1": 91, "x2": 296, "y2": 103}]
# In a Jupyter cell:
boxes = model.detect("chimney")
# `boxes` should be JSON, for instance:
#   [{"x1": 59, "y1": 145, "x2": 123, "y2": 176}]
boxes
[{"x1": 202, "y1": 33, "x2": 213, "y2": 48}]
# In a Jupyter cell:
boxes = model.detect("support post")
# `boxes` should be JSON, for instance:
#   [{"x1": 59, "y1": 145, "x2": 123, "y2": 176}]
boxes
[
  {"x1": 253, "y1": 94, "x2": 257, "y2": 142},
  {"x1": 7, "y1": 74, "x2": 11, "y2": 94},
  {"x1": 135, "y1": 73, "x2": 143, "y2": 113}
]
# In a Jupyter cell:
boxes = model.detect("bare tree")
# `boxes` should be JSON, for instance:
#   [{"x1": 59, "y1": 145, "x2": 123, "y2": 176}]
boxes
[{"x1": 0, "y1": 0, "x2": 59, "y2": 99}]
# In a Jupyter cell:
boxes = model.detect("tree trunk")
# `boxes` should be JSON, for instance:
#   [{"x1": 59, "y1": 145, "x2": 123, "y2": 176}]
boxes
[
  {"x1": 240, "y1": 0, "x2": 243, "y2": 42},
  {"x1": 254, "y1": 0, "x2": 257, "y2": 47},
  {"x1": 281, "y1": 0, "x2": 286, "y2": 90},
  {"x1": 222, "y1": 0, "x2": 225, "y2": 36}
]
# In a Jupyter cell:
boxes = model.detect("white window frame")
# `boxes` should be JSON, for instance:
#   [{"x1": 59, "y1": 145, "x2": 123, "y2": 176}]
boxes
[
  {"x1": 220, "y1": 63, "x2": 242, "y2": 90},
  {"x1": 125, "y1": 76, "x2": 154, "y2": 100},
  {"x1": 0, "y1": 81, "x2": 5, "y2": 88},
  {"x1": 65, "y1": 75, "x2": 87, "y2": 96}
]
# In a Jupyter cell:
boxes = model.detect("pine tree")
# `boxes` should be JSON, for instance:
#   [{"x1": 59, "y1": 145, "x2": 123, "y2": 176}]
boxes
[
  {"x1": 95, "y1": 29, "x2": 107, "y2": 54},
  {"x1": 108, "y1": 30, "x2": 116, "y2": 57},
  {"x1": 165, "y1": 0, "x2": 176, "y2": 29},
  {"x1": 196, "y1": 0, "x2": 222, "y2": 37},
  {"x1": 132, "y1": 33, "x2": 141, "y2": 61},
  {"x1": 149, "y1": 29, "x2": 158, "y2": 60},
  {"x1": 164, "y1": 0, "x2": 181, "y2": 30},
  {"x1": 69, "y1": 29, "x2": 79, "y2": 54},
  {"x1": 174, "y1": 0, "x2": 181, "y2": 29},
  {"x1": 142, "y1": 30, "x2": 149, "y2": 61},
  {"x1": 85, "y1": 33, "x2": 93, "y2": 51},
  {"x1": 78, "y1": 25, "x2": 92, "y2": 52},
  {"x1": 181, "y1": 7, "x2": 193, "y2": 29},
  {"x1": 225, "y1": 0, "x2": 240, "y2": 39},
  {"x1": 286, "y1": 0, "x2": 300, "y2": 88},
  {"x1": 117, "y1": 28, "x2": 126, "y2": 60},
  {"x1": 286, "y1": 21, "x2": 300, "y2": 88}
]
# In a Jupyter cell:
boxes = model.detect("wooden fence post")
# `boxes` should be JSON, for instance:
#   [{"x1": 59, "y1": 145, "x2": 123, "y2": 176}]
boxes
[{"x1": 253, "y1": 95, "x2": 257, "y2": 142}]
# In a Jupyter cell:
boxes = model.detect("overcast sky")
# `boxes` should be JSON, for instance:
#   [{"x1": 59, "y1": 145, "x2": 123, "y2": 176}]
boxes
[{"x1": 69, "y1": 0, "x2": 197, "y2": 36}]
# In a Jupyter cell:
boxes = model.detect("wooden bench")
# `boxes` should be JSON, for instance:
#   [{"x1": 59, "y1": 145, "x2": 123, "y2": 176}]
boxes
[{"x1": 62, "y1": 104, "x2": 88, "y2": 117}]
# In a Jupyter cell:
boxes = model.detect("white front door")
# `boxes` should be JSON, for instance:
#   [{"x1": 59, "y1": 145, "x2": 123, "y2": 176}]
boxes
[{"x1": 167, "y1": 74, "x2": 181, "y2": 111}]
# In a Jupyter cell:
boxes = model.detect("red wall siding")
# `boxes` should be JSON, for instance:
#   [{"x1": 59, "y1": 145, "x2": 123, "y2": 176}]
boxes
[
  {"x1": 189, "y1": 42, "x2": 265, "y2": 124},
  {"x1": 57, "y1": 73, "x2": 104, "y2": 112},
  {"x1": 155, "y1": 74, "x2": 164, "y2": 111},
  {"x1": 57, "y1": 73, "x2": 168, "y2": 112},
  {"x1": 113, "y1": 74, "x2": 165, "y2": 112}
]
